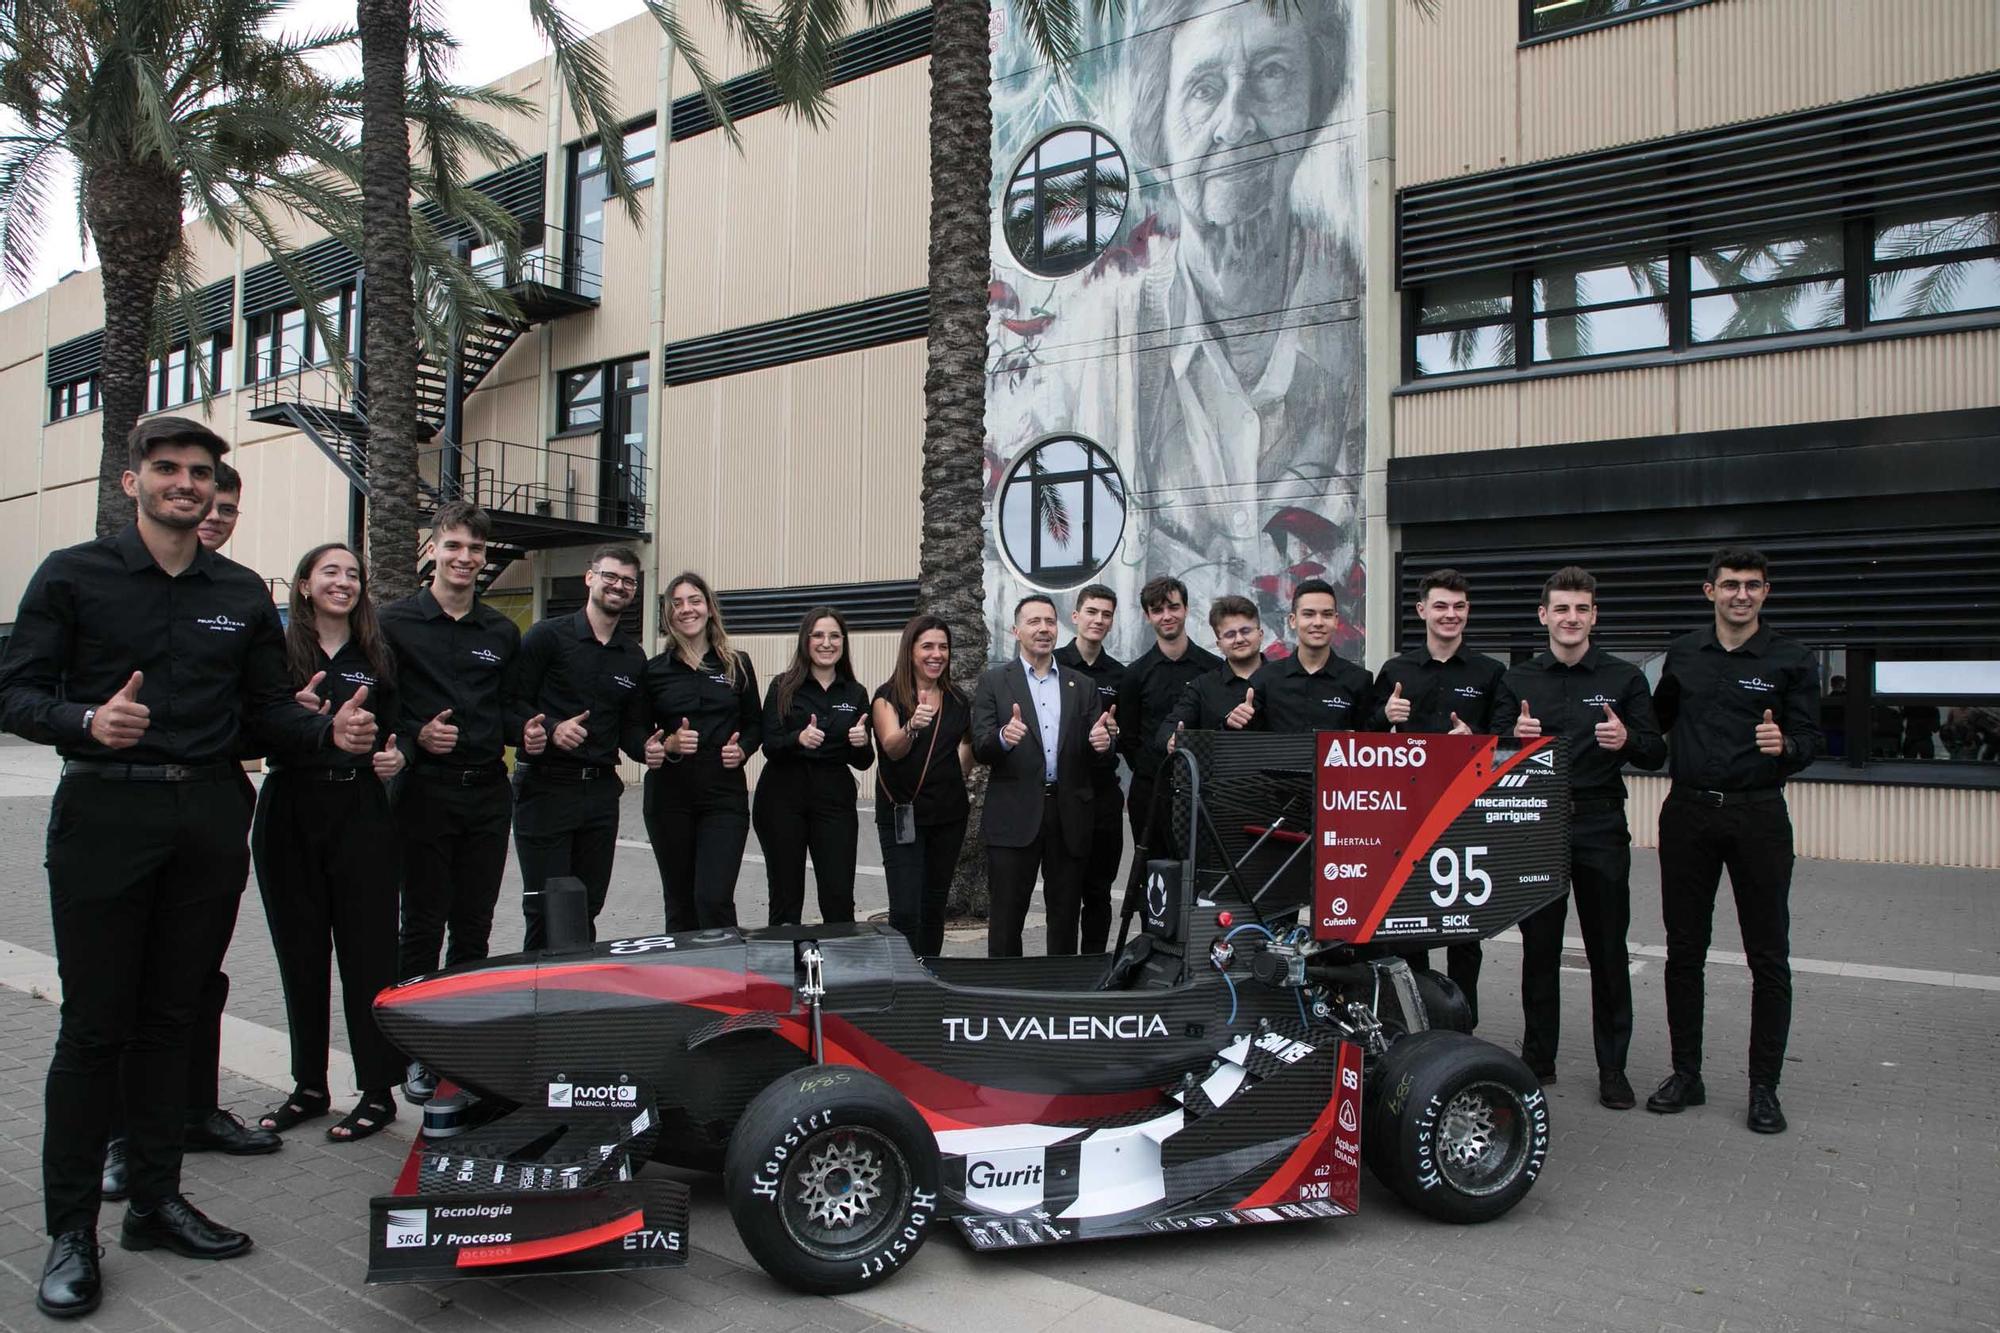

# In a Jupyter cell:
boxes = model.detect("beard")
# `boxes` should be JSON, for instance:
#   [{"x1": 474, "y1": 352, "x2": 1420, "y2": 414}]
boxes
[{"x1": 139, "y1": 489, "x2": 208, "y2": 531}]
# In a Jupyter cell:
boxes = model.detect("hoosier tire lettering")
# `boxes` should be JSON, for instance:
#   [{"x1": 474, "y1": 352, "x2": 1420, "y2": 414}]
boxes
[{"x1": 1363, "y1": 1031, "x2": 1547, "y2": 1225}]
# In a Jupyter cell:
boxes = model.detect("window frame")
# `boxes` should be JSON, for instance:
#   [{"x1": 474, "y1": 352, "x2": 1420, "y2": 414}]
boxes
[
  {"x1": 997, "y1": 434, "x2": 1128, "y2": 589},
  {"x1": 48, "y1": 374, "x2": 100, "y2": 423},
  {"x1": 1002, "y1": 124, "x2": 1131, "y2": 279},
  {"x1": 1518, "y1": 0, "x2": 1717, "y2": 46},
  {"x1": 243, "y1": 285, "x2": 354, "y2": 383}
]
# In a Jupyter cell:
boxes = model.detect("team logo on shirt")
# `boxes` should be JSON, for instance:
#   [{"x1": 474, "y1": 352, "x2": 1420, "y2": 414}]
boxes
[
  {"x1": 1583, "y1": 693, "x2": 1617, "y2": 709},
  {"x1": 470, "y1": 648, "x2": 502, "y2": 666},
  {"x1": 341, "y1": 671, "x2": 376, "y2": 688},
  {"x1": 1452, "y1": 685, "x2": 1486, "y2": 699},
  {"x1": 708, "y1": 673, "x2": 731, "y2": 687},
  {"x1": 1318, "y1": 696, "x2": 1353, "y2": 710},
  {"x1": 196, "y1": 614, "x2": 247, "y2": 633},
  {"x1": 1736, "y1": 676, "x2": 1776, "y2": 693},
  {"x1": 612, "y1": 674, "x2": 636, "y2": 690}
]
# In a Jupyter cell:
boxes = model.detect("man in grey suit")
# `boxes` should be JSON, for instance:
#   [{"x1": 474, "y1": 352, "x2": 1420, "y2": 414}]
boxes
[{"x1": 972, "y1": 594, "x2": 1118, "y2": 957}]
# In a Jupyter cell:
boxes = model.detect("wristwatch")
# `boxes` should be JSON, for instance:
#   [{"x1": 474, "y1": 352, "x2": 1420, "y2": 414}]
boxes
[{"x1": 80, "y1": 708, "x2": 96, "y2": 735}]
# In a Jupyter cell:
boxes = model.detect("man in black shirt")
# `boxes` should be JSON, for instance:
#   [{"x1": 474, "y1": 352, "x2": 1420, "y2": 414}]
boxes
[
  {"x1": 1053, "y1": 583, "x2": 1124, "y2": 954},
  {"x1": 1162, "y1": 595, "x2": 1265, "y2": 742},
  {"x1": 379, "y1": 501, "x2": 523, "y2": 1103},
  {"x1": 1493, "y1": 567, "x2": 1666, "y2": 1109},
  {"x1": 0, "y1": 418, "x2": 374, "y2": 1317},
  {"x1": 1248, "y1": 578, "x2": 1374, "y2": 732},
  {"x1": 1646, "y1": 547, "x2": 1822, "y2": 1134},
  {"x1": 507, "y1": 545, "x2": 650, "y2": 950},
  {"x1": 1117, "y1": 577, "x2": 1220, "y2": 849}
]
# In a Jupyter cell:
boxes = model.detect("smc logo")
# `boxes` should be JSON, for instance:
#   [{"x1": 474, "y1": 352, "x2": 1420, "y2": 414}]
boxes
[{"x1": 1321, "y1": 863, "x2": 1366, "y2": 881}]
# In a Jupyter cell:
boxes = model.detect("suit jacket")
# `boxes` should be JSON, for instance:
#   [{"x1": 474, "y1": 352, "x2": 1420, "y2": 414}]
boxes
[{"x1": 971, "y1": 657, "x2": 1109, "y2": 852}]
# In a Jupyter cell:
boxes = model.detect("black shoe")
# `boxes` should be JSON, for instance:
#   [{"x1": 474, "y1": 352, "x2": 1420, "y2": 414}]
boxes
[
  {"x1": 120, "y1": 1195, "x2": 252, "y2": 1260},
  {"x1": 403, "y1": 1061, "x2": 438, "y2": 1104},
  {"x1": 1748, "y1": 1084, "x2": 1788, "y2": 1134},
  {"x1": 1598, "y1": 1070, "x2": 1636, "y2": 1110},
  {"x1": 183, "y1": 1108, "x2": 281, "y2": 1156},
  {"x1": 35, "y1": 1231, "x2": 101, "y2": 1319},
  {"x1": 1645, "y1": 1071, "x2": 1707, "y2": 1114},
  {"x1": 100, "y1": 1136, "x2": 129, "y2": 1202},
  {"x1": 1520, "y1": 1050, "x2": 1555, "y2": 1081}
]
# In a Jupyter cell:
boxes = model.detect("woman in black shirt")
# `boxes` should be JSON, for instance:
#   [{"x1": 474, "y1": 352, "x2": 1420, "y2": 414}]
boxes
[
  {"x1": 870, "y1": 614, "x2": 974, "y2": 956},
  {"x1": 755, "y1": 607, "x2": 872, "y2": 927},
  {"x1": 641, "y1": 571, "x2": 761, "y2": 930},
  {"x1": 254, "y1": 543, "x2": 407, "y2": 1143}
]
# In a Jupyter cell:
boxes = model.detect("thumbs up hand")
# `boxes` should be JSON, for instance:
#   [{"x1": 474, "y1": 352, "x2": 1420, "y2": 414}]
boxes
[
  {"x1": 91, "y1": 670, "x2": 151, "y2": 748},
  {"x1": 1755, "y1": 707, "x2": 1784, "y2": 756},
  {"x1": 1089, "y1": 704, "x2": 1117, "y2": 754},
  {"x1": 799, "y1": 712, "x2": 826, "y2": 750},
  {"x1": 331, "y1": 684, "x2": 377, "y2": 755},
  {"x1": 1513, "y1": 698, "x2": 1542, "y2": 740},
  {"x1": 847, "y1": 713, "x2": 869, "y2": 748},
  {"x1": 1448, "y1": 711, "x2": 1471, "y2": 736},
  {"x1": 666, "y1": 716, "x2": 698, "y2": 756},
  {"x1": 721, "y1": 731, "x2": 746, "y2": 769},
  {"x1": 1594, "y1": 702, "x2": 1628, "y2": 751},
  {"x1": 1384, "y1": 680, "x2": 1411, "y2": 725},
  {"x1": 295, "y1": 671, "x2": 331, "y2": 715},
  {"x1": 1001, "y1": 703, "x2": 1028, "y2": 747},
  {"x1": 552, "y1": 711, "x2": 590, "y2": 751},
  {"x1": 644, "y1": 726, "x2": 668, "y2": 769},
  {"x1": 420, "y1": 708, "x2": 458, "y2": 755},
  {"x1": 372, "y1": 734, "x2": 405, "y2": 781},
  {"x1": 1224, "y1": 687, "x2": 1256, "y2": 731},
  {"x1": 1168, "y1": 718, "x2": 1186, "y2": 755},
  {"x1": 522, "y1": 712, "x2": 549, "y2": 755}
]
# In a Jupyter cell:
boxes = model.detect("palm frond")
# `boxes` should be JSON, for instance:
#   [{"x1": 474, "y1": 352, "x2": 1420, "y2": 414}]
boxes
[{"x1": 0, "y1": 131, "x2": 64, "y2": 295}]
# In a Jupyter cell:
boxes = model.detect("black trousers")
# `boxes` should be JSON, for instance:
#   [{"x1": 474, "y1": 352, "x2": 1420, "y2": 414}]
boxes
[
  {"x1": 513, "y1": 772, "x2": 622, "y2": 951},
  {"x1": 1658, "y1": 794, "x2": 1796, "y2": 1087},
  {"x1": 988, "y1": 794, "x2": 1084, "y2": 958},
  {"x1": 254, "y1": 773, "x2": 405, "y2": 1093},
  {"x1": 879, "y1": 816, "x2": 966, "y2": 957},
  {"x1": 1520, "y1": 805, "x2": 1634, "y2": 1074},
  {"x1": 643, "y1": 761, "x2": 748, "y2": 931},
  {"x1": 43, "y1": 773, "x2": 252, "y2": 1234},
  {"x1": 395, "y1": 773, "x2": 512, "y2": 980},
  {"x1": 1127, "y1": 772, "x2": 1159, "y2": 849},
  {"x1": 753, "y1": 764, "x2": 859, "y2": 927},
  {"x1": 1079, "y1": 778, "x2": 1123, "y2": 954}
]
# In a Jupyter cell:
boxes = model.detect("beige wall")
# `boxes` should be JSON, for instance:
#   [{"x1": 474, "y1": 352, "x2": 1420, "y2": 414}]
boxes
[
  {"x1": 1628, "y1": 775, "x2": 2000, "y2": 870},
  {"x1": 1396, "y1": 0, "x2": 2000, "y2": 186}
]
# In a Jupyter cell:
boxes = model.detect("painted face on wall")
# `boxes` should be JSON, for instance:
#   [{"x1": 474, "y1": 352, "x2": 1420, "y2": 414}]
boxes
[{"x1": 1162, "y1": 8, "x2": 1315, "y2": 241}]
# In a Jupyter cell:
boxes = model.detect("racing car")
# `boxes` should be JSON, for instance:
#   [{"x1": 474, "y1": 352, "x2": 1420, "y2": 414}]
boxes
[{"x1": 370, "y1": 731, "x2": 1568, "y2": 1294}]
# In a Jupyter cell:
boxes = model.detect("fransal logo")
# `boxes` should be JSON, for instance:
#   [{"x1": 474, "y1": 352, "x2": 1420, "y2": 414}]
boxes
[
  {"x1": 1322, "y1": 737, "x2": 1427, "y2": 768},
  {"x1": 1321, "y1": 863, "x2": 1365, "y2": 881}
]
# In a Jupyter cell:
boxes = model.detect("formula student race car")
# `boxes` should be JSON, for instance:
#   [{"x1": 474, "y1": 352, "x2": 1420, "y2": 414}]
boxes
[{"x1": 367, "y1": 731, "x2": 1570, "y2": 1295}]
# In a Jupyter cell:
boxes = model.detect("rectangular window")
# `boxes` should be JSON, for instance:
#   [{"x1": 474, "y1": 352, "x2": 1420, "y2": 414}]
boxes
[
  {"x1": 1689, "y1": 230, "x2": 1846, "y2": 344},
  {"x1": 164, "y1": 344, "x2": 190, "y2": 408},
  {"x1": 50, "y1": 375, "x2": 101, "y2": 421},
  {"x1": 1868, "y1": 202, "x2": 2000, "y2": 323},
  {"x1": 1530, "y1": 255, "x2": 1668, "y2": 361},
  {"x1": 558, "y1": 366, "x2": 605, "y2": 430},
  {"x1": 624, "y1": 121, "x2": 656, "y2": 188},
  {"x1": 1412, "y1": 275, "x2": 1514, "y2": 377},
  {"x1": 1521, "y1": 0, "x2": 1711, "y2": 42}
]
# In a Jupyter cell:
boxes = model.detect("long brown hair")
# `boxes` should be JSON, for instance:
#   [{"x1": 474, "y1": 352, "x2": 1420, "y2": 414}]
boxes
[
  {"x1": 286, "y1": 542, "x2": 394, "y2": 686},
  {"x1": 774, "y1": 606, "x2": 856, "y2": 716},
  {"x1": 886, "y1": 614, "x2": 964, "y2": 717},
  {"x1": 664, "y1": 570, "x2": 742, "y2": 686}
]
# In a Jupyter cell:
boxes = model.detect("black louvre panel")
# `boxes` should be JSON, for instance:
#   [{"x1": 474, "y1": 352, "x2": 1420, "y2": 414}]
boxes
[
  {"x1": 669, "y1": 7, "x2": 932, "y2": 141},
  {"x1": 660, "y1": 289, "x2": 926, "y2": 385},
  {"x1": 712, "y1": 580, "x2": 920, "y2": 634},
  {"x1": 44, "y1": 331, "x2": 103, "y2": 387},
  {"x1": 241, "y1": 236, "x2": 361, "y2": 318},
  {"x1": 162, "y1": 278, "x2": 236, "y2": 346},
  {"x1": 1398, "y1": 72, "x2": 2000, "y2": 288},
  {"x1": 416, "y1": 155, "x2": 548, "y2": 243},
  {"x1": 42, "y1": 276, "x2": 233, "y2": 386}
]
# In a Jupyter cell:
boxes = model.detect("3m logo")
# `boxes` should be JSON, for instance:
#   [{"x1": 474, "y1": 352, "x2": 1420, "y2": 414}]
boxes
[
  {"x1": 1496, "y1": 773, "x2": 1530, "y2": 788},
  {"x1": 385, "y1": 1209, "x2": 427, "y2": 1249},
  {"x1": 1528, "y1": 749, "x2": 1555, "y2": 769}
]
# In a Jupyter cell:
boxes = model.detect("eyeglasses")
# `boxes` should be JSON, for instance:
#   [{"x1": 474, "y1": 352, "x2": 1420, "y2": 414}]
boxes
[
  {"x1": 1714, "y1": 579, "x2": 1767, "y2": 594},
  {"x1": 1217, "y1": 627, "x2": 1260, "y2": 642},
  {"x1": 591, "y1": 571, "x2": 639, "y2": 589}
]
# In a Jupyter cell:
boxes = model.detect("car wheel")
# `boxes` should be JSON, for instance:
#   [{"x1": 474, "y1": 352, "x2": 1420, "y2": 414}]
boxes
[
  {"x1": 1363, "y1": 1031, "x2": 1549, "y2": 1224},
  {"x1": 722, "y1": 1067, "x2": 940, "y2": 1294}
]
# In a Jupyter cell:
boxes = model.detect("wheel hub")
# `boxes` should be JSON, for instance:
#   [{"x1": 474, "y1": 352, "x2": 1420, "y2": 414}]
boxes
[
  {"x1": 1439, "y1": 1089, "x2": 1498, "y2": 1168},
  {"x1": 795, "y1": 1136, "x2": 884, "y2": 1230}
]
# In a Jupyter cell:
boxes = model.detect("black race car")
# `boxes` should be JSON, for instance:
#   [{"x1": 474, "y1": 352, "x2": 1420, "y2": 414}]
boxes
[{"x1": 369, "y1": 731, "x2": 1567, "y2": 1294}]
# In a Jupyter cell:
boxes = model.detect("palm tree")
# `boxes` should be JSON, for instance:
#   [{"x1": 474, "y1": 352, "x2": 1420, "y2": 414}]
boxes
[{"x1": 0, "y1": 0, "x2": 518, "y2": 540}]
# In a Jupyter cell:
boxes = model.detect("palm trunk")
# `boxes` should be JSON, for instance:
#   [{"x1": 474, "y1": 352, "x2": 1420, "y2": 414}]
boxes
[
  {"x1": 358, "y1": 0, "x2": 422, "y2": 601},
  {"x1": 83, "y1": 163, "x2": 181, "y2": 537},
  {"x1": 921, "y1": 0, "x2": 994, "y2": 919}
]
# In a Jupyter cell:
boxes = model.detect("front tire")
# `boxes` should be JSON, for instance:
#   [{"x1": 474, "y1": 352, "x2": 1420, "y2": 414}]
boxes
[
  {"x1": 722, "y1": 1067, "x2": 940, "y2": 1294},
  {"x1": 1364, "y1": 1031, "x2": 1549, "y2": 1224}
]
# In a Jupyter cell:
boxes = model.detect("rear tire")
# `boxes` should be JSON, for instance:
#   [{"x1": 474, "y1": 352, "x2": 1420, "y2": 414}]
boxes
[
  {"x1": 723, "y1": 1067, "x2": 940, "y2": 1294},
  {"x1": 1364, "y1": 1031, "x2": 1548, "y2": 1224}
]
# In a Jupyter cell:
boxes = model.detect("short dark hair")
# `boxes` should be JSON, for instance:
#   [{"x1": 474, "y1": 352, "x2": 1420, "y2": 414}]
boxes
[
  {"x1": 1209, "y1": 594, "x2": 1258, "y2": 631},
  {"x1": 1419, "y1": 568, "x2": 1468, "y2": 600},
  {"x1": 1291, "y1": 577, "x2": 1336, "y2": 611},
  {"x1": 213, "y1": 461, "x2": 242, "y2": 495},
  {"x1": 1073, "y1": 583, "x2": 1117, "y2": 611},
  {"x1": 1542, "y1": 566, "x2": 1597, "y2": 605},
  {"x1": 431, "y1": 501, "x2": 493, "y2": 543},
  {"x1": 1140, "y1": 576, "x2": 1188, "y2": 612},
  {"x1": 1013, "y1": 593, "x2": 1057, "y2": 621},
  {"x1": 589, "y1": 544, "x2": 641, "y2": 572},
  {"x1": 1707, "y1": 546, "x2": 1769, "y2": 583},
  {"x1": 127, "y1": 416, "x2": 227, "y2": 472}
]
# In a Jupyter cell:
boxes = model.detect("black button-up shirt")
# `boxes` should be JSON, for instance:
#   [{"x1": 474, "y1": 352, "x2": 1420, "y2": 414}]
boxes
[
  {"x1": 1055, "y1": 640, "x2": 1125, "y2": 785},
  {"x1": 1369, "y1": 644, "x2": 1505, "y2": 733},
  {"x1": 1161, "y1": 663, "x2": 1260, "y2": 737},
  {"x1": 506, "y1": 609, "x2": 649, "y2": 769},
  {"x1": 1491, "y1": 646, "x2": 1667, "y2": 800},
  {"x1": 762, "y1": 673, "x2": 872, "y2": 772},
  {"x1": 642, "y1": 647, "x2": 762, "y2": 757},
  {"x1": 379, "y1": 587, "x2": 522, "y2": 766},
  {"x1": 1117, "y1": 640, "x2": 1222, "y2": 782},
  {"x1": 872, "y1": 683, "x2": 970, "y2": 825},
  {"x1": 0, "y1": 525, "x2": 329, "y2": 763},
  {"x1": 1249, "y1": 650, "x2": 1375, "y2": 733},
  {"x1": 276, "y1": 637, "x2": 396, "y2": 770},
  {"x1": 1654, "y1": 623, "x2": 1823, "y2": 791}
]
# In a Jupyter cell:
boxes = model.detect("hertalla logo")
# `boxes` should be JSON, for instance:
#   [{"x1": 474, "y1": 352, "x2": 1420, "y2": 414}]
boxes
[
  {"x1": 941, "y1": 1014, "x2": 1170, "y2": 1042},
  {"x1": 1322, "y1": 738, "x2": 1427, "y2": 768},
  {"x1": 196, "y1": 613, "x2": 246, "y2": 633}
]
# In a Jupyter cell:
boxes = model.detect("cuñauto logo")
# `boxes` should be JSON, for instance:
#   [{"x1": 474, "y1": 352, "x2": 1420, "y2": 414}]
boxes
[{"x1": 1330, "y1": 898, "x2": 1349, "y2": 916}]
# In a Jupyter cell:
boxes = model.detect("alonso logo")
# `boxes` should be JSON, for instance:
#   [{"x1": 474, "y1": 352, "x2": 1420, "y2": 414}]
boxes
[{"x1": 1322, "y1": 738, "x2": 1427, "y2": 768}]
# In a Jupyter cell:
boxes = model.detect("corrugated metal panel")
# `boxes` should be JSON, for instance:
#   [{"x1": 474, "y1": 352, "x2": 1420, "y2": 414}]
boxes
[
  {"x1": 660, "y1": 289, "x2": 927, "y2": 385},
  {"x1": 858, "y1": 339, "x2": 925, "y2": 584},
  {"x1": 1852, "y1": 328, "x2": 2000, "y2": 419},
  {"x1": 1393, "y1": 0, "x2": 1516, "y2": 187},
  {"x1": 1675, "y1": 0, "x2": 1847, "y2": 131},
  {"x1": 1394, "y1": 382, "x2": 1520, "y2": 458},
  {"x1": 1862, "y1": 0, "x2": 2000, "y2": 101},
  {"x1": 1518, "y1": 366, "x2": 1676, "y2": 447},
  {"x1": 1677, "y1": 345, "x2": 1856, "y2": 434},
  {"x1": 865, "y1": 61, "x2": 933, "y2": 300},
  {"x1": 710, "y1": 368, "x2": 791, "y2": 589},
  {"x1": 669, "y1": 7, "x2": 932, "y2": 141},
  {"x1": 1627, "y1": 775, "x2": 2000, "y2": 868},
  {"x1": 660, "y1": 378, "x2": 720, "y2": 572},
  {"x1": 1519, "y1": 12, "x2": 1676, "y2": 164}
]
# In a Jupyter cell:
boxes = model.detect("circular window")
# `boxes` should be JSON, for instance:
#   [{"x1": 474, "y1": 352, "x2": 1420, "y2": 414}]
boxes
[
  {"x1": 998, "y1": 436, "x2": 1127, "y2": 588},
  {"x1": 1002, "y1": 127, "x2": 1130, "y2": 277}
]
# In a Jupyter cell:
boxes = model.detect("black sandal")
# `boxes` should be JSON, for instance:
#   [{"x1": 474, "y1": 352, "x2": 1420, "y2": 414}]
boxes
[
  {"x1": 327, "y1": 1090, "x2": 397, "y2": 1143},
  {"x1": 259, "y1": 1086, "x2": 330, "y2": 1133}
]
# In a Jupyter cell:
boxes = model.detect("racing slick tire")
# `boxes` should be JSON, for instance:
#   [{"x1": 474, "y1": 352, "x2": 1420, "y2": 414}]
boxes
[
  {"x1": 723, "y1": 1067, "x2": 941, "y2": 1295},
  {"x1": 1363, "y1": 1031, "x2": 1549, "y2": 1224}
]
